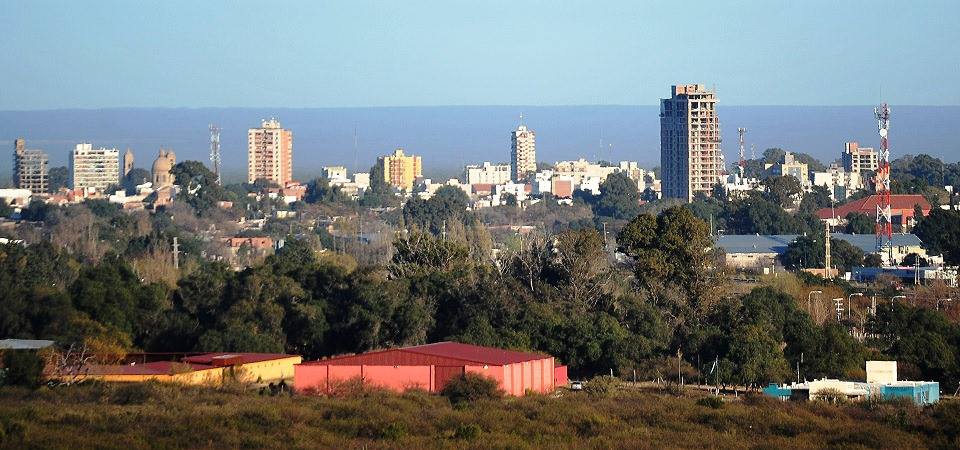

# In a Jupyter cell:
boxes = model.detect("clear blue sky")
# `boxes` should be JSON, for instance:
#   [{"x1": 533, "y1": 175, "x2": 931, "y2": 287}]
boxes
[{"x1": 2, "y1": 0, "x2": 957, "y2": 109}]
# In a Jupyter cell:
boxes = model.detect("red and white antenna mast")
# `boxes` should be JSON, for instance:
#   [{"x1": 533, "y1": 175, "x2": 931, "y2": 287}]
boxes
[{"x1": 874, "y1": 104, "x2": 893, "y2": 262}]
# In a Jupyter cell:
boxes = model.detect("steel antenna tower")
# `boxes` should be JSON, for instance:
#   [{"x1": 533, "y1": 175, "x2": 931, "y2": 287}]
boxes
[
  {"x1": 209, "y1": 124, "x2": 222, "y2": 185},
  {"x1": 874, "y1": 104, "x2": 893, "y2": 262},
  {"x1": 737, "y1": 127, "x2": 746, "y2": 183}
]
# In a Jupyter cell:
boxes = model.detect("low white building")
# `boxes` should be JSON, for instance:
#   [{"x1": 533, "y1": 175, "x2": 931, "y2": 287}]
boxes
[
  {"x1": 466, "y1": 162, "x2": 512, "y2": 186},
  {"x1": 323, "y1": 166, "x2": 349, "y2": 182},
  {"x1": 0, "y1": 189, "x2": 33, "y2": 208},
  {"x1": 811, "y1": 165, "x2": 864, "y2": 201}
]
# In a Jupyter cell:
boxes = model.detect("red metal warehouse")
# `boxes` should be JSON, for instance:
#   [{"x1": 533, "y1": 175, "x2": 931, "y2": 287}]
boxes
[{"x1": 295, "y1": 341, "x2": 568, "y2": 396}]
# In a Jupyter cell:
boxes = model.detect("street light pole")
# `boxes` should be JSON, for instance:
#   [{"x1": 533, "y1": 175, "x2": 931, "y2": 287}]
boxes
[{"x1": 808, "y1": 290, "x2": 823, "y2": 314}]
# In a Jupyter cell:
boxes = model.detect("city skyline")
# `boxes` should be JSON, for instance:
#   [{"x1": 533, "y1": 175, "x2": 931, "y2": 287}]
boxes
[{"x1": 2, "y1": 0, "x2": 958, "y2": 109}]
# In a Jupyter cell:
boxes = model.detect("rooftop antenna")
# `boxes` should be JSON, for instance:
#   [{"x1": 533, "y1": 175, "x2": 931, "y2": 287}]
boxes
[
  {"x1": 737, "y1": 128, "x2": 747, "y2": 183},
  {"x1": 209, "y1": 124, "x2": 222, "y2": 185}
]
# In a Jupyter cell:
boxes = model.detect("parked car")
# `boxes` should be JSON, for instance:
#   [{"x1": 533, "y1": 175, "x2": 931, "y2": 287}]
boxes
[{"x1": 570, "y1": 380, "x2": 584, "y2": 391}]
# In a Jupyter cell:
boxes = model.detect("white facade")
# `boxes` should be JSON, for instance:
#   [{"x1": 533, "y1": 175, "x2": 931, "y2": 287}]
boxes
[
  {"x1": 811, "y1": 166, "x2": 863, "y2": 201},
  {"x1": 466, "y1": 162, "x2": 512, "y2": 185},
  {"x1": 842, "y1": 142, "x2": 878, "y2": 174},
  {"x1": 71, "y1": 143, "x2": 120, "y2": 191},
  {"x1": 553, "y1": 159, "x2": 619, "y2": 188},
  {"x1": 323, "y1": 166, "x2": 349, "y2": 182}
]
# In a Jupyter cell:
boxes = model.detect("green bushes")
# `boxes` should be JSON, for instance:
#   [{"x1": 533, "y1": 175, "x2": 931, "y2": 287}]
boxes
[
  {"x1": 1, "y1": 351, "x2": 44, "y2": 388},
  {"x1": 584, "y1": 375, "x2": 618, "y2": 398},
  {"x1": 440, "y1": 373, "x2": 503, "y2": 404},
  {"x1": 696, "y1": 396, "x2": 724, "y2": 409}
]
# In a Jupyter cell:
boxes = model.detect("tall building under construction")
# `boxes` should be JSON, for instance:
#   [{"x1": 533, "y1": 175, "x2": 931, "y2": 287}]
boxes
[
  {"x1": 660, "y1": 84, "x2": 724, "y2": 202},
  {"x1": 13, "y1": 138, "x2": 49, "y2": 194},
  {"x1": 247, "y1": 118, "x2": 293, "y2": 184}
]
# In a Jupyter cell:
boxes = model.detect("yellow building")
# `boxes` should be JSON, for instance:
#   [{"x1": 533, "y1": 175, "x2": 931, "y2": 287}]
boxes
[
  {"x1": 378, "y1": 148, "x2": 422, "y2": 191},
  {"x1": 62, "y1": 353, "x2": 302, "y2": 386}
]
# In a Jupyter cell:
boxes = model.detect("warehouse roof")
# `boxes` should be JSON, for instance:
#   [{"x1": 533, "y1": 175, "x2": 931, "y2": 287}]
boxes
[
  {"x1": 181, "y1": 353, "x2": 296, "y2": 366},
  {"x1": 0, "y1": 339, "x2": 55, "y2": 350},
  {"x1": 830, "y1": 233, "x2": 923, "y2": 253},
  {"x1": 715, "y1": 234, "x2": 798, "y2": 254},
  {"x1": 305, "y1": 342, "x2": 551, "y2": 366}
]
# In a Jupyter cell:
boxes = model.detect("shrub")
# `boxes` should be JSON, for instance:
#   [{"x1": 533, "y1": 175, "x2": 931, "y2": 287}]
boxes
[
  {"x1": 584, "y1": 375, "x2": 618, "y2": 398},
  {"x1": 453, "y1": 423, "x2": 481, "y2": 440},
  {"x1": 440, "y1": 373, "x2": 502, "y2": 404},
  {"x1": 696, "y1": 396, "x2": 724, "y2": 409},
  {"x1": 815, "y1": 388, "x2": 849, "y2": 405},
  {"x1": 1, "y1": 350, "x2": 44, "y2": 388}
]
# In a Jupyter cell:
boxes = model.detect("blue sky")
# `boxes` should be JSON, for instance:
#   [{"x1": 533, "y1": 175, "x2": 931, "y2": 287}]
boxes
[{"x1": 2, "y1": 0, "x2": 957, "y2": 109}]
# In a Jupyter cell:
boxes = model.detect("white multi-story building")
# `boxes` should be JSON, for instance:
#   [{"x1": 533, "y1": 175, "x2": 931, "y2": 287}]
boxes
[
  {"x1": 553, "y1": 159, "x2": 619, "y2": 188},
  {"x1": 511, "y1": 123, "x2": 536, "y2": 182},
  {"x1": 323, "y1": 166, "x2": 349, "y2": 182},
  {"x1": 71, "y1": 143, "x2": 120, "y2": 191},
  {"x1": 811, "y1": 165, "x2": 864, "y2": 201},
  {"x1": 660, "y1": 84, "x2": 724, "y2": 202},
  {"x1": 466, "y1": 162, "x2": 512, "y2": 186}
]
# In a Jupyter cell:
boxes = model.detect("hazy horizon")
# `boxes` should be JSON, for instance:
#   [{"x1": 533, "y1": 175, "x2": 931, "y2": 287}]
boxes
[{"x1": 2, "y1": 105, "x2": 958, "y2": 184}]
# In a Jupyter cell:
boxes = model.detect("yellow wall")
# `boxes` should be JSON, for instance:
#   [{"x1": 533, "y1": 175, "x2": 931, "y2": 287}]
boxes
[{"x1": 64, "y1": 356, "x2": 302, "y2": 386}]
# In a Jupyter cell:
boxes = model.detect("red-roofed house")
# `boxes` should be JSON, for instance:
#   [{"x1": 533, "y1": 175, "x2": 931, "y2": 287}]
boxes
[
  {"x1": 295, "y1": 342, "x2": 567, "y2": 396},
  {"x1": 816, "y1": 194, "x2": 931, "y2": 228}
]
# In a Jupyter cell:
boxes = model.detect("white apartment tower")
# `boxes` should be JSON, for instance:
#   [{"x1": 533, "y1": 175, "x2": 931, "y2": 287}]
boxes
[
  {"x1": 660, "y1": 84, "x2": 724, "y2": 202},
  {"x1": 248, "y1": 118, "x2": 293, "y2": 184},
  {"x1": 511, "y1": 120, "x2": 536, "y2": 182},
  {"x1": 70, "y1": 143, "x2": 120, "y2": 191}
]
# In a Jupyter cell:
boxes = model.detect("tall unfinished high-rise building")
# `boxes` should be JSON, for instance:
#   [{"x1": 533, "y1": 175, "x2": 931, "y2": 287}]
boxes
[
  {"x1": 511, "y1": 121, "x2": 536, "y2": 182},
  {"x1": 247, "y1": 118, "x2": 293, "y2": 184},
  {"x1": 660, "y1": 84, "x2": 724, "y2": 202},
  {"x1": 13, "y1": 138, "x2": 49, "y2": 194}
]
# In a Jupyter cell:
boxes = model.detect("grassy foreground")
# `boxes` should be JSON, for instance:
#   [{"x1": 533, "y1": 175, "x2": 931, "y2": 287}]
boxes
[{"x1": 1, "y1": 383, "x2": 959, "y2": 449}]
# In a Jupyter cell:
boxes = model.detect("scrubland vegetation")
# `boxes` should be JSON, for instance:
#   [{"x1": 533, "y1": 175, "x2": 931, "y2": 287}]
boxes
[{"x1": 1, "y1": 382, "x2": 960, "y2": 449}]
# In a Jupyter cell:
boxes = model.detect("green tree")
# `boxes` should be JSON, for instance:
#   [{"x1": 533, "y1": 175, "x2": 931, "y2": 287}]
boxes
[
  {"x1": 48, "y1": 166, "x2": 69, "y2": 192},
  {"x1": 845, "y1": 212, "x2": 875, "y2": 234},
  {"x1": 360, "y1": 164, "x2": 399, "y2": 208},
  {"x1": 799, "y1": 185, "x2": 832, "y2": 214},
  {"x1": 763, "y1": 176, "x2": 802, "y2": 208},
  {"x1": 592, "y1": 172, "x2": 641, "y2": 220},
  {"x1": 2, "y1": 350, "x2": 45, "y2": 388},
  {"x1": 728, "y1": 323, "x2": 790, "y2": 387},
  {"x1": 914, "y1": 209, "x2": 960, "y2": 264},
  {"x1": 170, "y1": 161, "x2": 227, "y2": 214},
  {"x1": 123, "y1": 168, "x2": 151, "y2": 194},
  {"x1": 305, "y1": 177, "x2": 352, "y2": 205}
]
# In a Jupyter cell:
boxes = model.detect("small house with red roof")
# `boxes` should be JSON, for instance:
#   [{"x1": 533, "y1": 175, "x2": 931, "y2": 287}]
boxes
[
  {"x1": 295, "y1": 342, "x2": 567, "y2": 396},
  {"x1": 816, "y1": 194, "x2": 931, "y2": 228}
]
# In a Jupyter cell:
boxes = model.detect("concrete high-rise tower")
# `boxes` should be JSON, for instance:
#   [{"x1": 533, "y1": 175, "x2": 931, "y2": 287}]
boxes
[
  {"x1": 660, "y1": 84, "x2": 724, "y2": 202},
  {"x1": 247, "y1": 118, "x2": 293, "y2": 184},
  {"x1": 123, "y1": 148, "x2": 135, "y2": 177},
  {"x1": 71, "y1": 143, "x2": 120, "y2": 191},
  {"x1": 13, "y1": 138, "x2": 49, "y2": 194},
  {"x1": 511, "y1": 116, "x2": 536, "y2": 182}
]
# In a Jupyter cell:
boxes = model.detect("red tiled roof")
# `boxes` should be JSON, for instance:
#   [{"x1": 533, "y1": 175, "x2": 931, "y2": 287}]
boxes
[
  {"x1": 816, "y1": 194, "x2": 931, "y2": 219},
  {"x1": 181, "y1": 353, "x2": 296, "y2": 366}
]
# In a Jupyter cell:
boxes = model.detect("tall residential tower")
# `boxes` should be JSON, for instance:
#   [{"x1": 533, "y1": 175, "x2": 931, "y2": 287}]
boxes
[
  {"x1": 247, "y1": 118, "x2": 293, "y2": 184},
  {"x1": 13, "y1": 138, "x2": 49, "y2": 194},
  {"x1": 71, "y1": 143, "x2": 120, "y2": 191},
  {"x1": 660, "y1": 84, "x2": 724, "y2": 202},
  {"x1": 511, "y1": 119, "x2": 536, "y2": 182},
  {"x1": 377, "y1": 148, "x2": 422, "y2": 191}
]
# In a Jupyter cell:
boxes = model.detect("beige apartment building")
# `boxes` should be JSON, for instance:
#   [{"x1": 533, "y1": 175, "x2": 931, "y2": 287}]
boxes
[
  {"x1": 13, "y1": 138, "x2": 49, "y2": 194},
  {"x1": 842, "y1": 142, "x2": 878, "y2": 174},
  {"x1": 71, "y1": 143, "x2": 120, "y2": 191},
  {"x1": 248, "y1": 118, "x2": 293, "y2": 184},
  {"x1": 660, "y1": 84, "x2": 724, "y2": 202},
  {"x1": 378, "y1": 148, "x2": 422, "y2": 191},
  {"x1": 511, "y1": 123, "x2": 536, "y2": 182}
]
